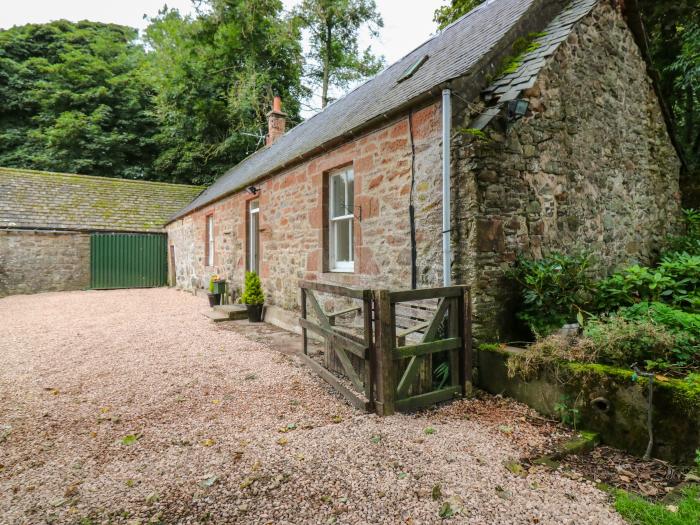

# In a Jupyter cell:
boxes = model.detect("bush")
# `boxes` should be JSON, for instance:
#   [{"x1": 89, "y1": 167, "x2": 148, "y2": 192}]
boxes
[
  {"x1": 506, "y1": 334, "x2": 598, "y2": 379},
  {"x1": 240, "y1": 272, "x2": 264, "y2": 305},
  {"x1": 665, "y1": 208, "x2": 700, "y2": 256},
  {"x1": 596, "y1": 254, "x2": 700, "y2": 312},
  {"x1": 583, "y1": 316, "x2": 678, "y2": 368},
  {"x1": 617, "y1": 302, "x2": 700, "y2": 371},
  {"x1": 208, "y1": 274, "x2": 219, "y2": 293},
  {"x1": 506, "y1": 252, "x2": 595, "y2": 337}
]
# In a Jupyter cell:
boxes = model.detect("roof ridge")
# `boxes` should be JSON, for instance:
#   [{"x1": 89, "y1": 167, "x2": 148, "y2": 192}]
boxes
[{"x1": 0, "y1": 166, "x2": 205, "y2": 189}]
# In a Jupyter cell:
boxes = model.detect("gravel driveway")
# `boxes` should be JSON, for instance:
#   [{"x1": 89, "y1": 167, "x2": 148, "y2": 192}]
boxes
[{"x1": 0, "y1": 289, "x2": 624, "y2": 524}]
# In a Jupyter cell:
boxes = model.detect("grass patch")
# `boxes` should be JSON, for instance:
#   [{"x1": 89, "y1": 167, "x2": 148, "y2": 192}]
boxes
[{"x1": 614, "y1": 487, "x2": 700, "y2": 524}]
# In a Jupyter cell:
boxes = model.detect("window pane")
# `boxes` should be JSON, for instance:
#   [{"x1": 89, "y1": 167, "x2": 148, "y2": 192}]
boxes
[
  {"x1": 346, "y1": 170, "x2": 354, "y2": 211},
  {"x1": 335, "y1": 218, "x2": 351, "y2": 262},
  {"x1": 331, "y1": 173, "x2": 346, "y2": 218}
]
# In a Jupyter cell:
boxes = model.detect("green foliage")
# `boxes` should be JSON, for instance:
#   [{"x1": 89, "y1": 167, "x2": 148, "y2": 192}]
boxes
[
  {"x1": 665, "y1": 209, "x2": 700, "y2": 256},
  {"x1": 293, "y1": 0, "x2": 384, "y2": 108},
  {"x1": 583, "y1": 316, "x2": 679, "y2": 370},
  {"x1": 553, "y1": 396, "x2": 581, "y2": 429},
  {"x1": 614, "y1": 487, "x2": 700, "y2": 525},
  {"x1": 506, "y1": 252, "x2": 595, "y2": 337},
  {"x1": 144, "y1": 0, "x2": 305, "y2": 185},
  {"x1": 457, "y1": 127, "x2": 489, "y2": 142},
  {"x1": 596, "y1": 253, "x2": 700, "y2": 312},
  {"x1": 433, "y1": 0, "x2": 485, "y2": 30},
  {"x1": 638, "y1": 1, "x2": 700, "y2": 177},
  {"x1": 497, "y1": 34, "x2": 544, "y2": 76},
  {"x1": 433, "y1": 361, "x2": 450, "y2": 390},
  {"x1": 0, "y1": 21, "x2": 158, "y2": 179},
  {"x1": 616, "y1": 303, "x2": 700, "y2": 372},
  {"x1": 240, "y1": 271, "x2": 265, "y2": 305}
]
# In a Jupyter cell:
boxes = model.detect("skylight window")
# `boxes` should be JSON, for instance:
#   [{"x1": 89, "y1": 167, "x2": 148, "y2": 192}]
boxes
[{"x1": 397, "y1": 55, "x2": 429, "y2": 83}]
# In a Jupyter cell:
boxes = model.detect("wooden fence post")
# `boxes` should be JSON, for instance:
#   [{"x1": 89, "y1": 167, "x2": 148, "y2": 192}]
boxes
[
  {"x1": 374, "y1": 289, "x2": 395, "y2": 416},
  {"x1": 363, "y1": 290, "x2": 375, "y2": 410},
  {"x1": 300, "y1": 286, "x2": 308, "y2": 355},
  {"x1": 462, "y1": 287, "x2": 474, "y2": 396}
]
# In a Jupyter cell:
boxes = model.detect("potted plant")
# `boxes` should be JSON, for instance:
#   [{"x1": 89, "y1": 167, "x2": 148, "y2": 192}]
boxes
[
  {"x1": 240, "y1": 271, "x2": 265, "y2": 322},
  {"x1": 207, "y1": 275, "x2": 221, "y2": 307}
]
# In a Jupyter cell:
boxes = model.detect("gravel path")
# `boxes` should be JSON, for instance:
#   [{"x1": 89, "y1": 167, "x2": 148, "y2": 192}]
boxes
[{"x1": 0, "y1": 289, "x2": 624, "y2": 524}]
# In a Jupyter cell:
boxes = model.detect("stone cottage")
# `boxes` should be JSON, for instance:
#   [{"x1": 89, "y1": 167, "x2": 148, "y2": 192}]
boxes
[
  {"x1": 166, "y1": 0, "x2": 682, "y2": 338},
  {"x1": 0, "y1": 167, "x2": 202, "y2": 296}
]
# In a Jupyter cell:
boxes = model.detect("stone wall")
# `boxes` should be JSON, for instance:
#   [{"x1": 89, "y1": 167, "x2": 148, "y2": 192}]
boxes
[
  {"x1": 452, "y1": 1, "x2": 682, "y2": 339},
  {"x1": 0, "y1": 229, "x2": 90, "y2": 297},
  {"x1": 166, "y1": 102, "x2": 444, "y2": 326}
]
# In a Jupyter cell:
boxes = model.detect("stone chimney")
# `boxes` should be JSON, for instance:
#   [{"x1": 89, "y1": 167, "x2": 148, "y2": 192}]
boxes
[{"x1": 266, "y1": 96, "x2": 286, "y2": 146}]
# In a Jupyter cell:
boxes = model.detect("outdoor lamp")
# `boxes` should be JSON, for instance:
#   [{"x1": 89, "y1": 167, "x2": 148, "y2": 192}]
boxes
[{"x1": 507, "y1": 99, "x2": 530, "y2": 121}]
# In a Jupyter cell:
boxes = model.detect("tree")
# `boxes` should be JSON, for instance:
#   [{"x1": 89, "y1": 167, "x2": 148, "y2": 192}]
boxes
[
  {"x1": 144, "y1": 0, "x2": 305, "y2": 185},
  {"x1": 293, "y1": 0, "x2": 384, "y2": 108},
  {"x1": 0, "y1": 21, "x2": 158, "y2": 179},
  {"x1": 638, "y1": 0, "x2": 700, "y2": 175},
  {"x1": 433, "y1": 0, "x2": 485, "y2": 31}
]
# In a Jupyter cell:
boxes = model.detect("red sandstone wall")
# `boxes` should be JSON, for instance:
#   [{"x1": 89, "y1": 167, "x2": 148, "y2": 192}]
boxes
[{"x1": 166, "y1": 101, "x2": 443, "y2": 316}]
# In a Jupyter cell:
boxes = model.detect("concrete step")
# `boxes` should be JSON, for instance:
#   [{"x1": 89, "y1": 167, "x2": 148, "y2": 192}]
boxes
[
  {"x1": 213, "y1": 304, "x2": 248, "y2": 320},
  {"x1": 202, "y1": 310, "x2": 231, "y2": 323}
]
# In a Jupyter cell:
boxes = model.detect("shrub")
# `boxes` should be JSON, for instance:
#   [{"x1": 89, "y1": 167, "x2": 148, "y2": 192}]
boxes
[
  {"x1": 583, "y1": 316, "x2": 677, "y2": 367},
  {"x1": 596, "y1": 254, "x2": 700, "y2": 312},
  {"x1": 506, "y1": 334, "x2": 598, "y2": 379},
  {"x1": 665, "y1": 208, "x2": 700, "y2": 256},
  {"x1": 240, "y1": 272, "x2": 264, "y2": 305},
  {"x1": 617, "y1": 302, "x2": 700, "y2": 371},
  {"x1": 208, "y1": 274, "x2": 219, "y2": 294},
  {"x1": 506, "y1": 252, "x2": 595, "y2": 337}
]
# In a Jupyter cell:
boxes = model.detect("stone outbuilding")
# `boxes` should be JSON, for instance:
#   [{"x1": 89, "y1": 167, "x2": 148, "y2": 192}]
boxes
[
  {"x1": 166, "y1": 0, "x2": 683, "y2": 339},
  {"x1": 0, "y1": 167, "x2": 202, "y2": 297}
]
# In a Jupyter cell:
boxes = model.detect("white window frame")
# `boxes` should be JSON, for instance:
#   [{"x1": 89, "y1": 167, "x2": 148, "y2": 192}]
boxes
[
  {"x1": 206, "y1": 214, "x2": 214, "y2": 267},
  {"x1": 247, "y1": 199, "x2": 260, "y2": 274},
  {"x1": 329, "y1": 168, "x2": 354, "y2": 272}
]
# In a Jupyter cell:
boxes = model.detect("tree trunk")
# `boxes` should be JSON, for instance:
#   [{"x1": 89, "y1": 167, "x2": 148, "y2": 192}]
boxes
[{"x1": 321, "y1": 20, "x2": 332, "y2": 108}]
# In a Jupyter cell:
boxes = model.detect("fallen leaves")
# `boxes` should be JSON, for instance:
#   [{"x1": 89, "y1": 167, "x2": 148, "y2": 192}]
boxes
[
  {"x1": 503, "y1": 460, "x2": 528, "y2": 478},
  {"x1": 201, "y1": 438, "x2": 216, "y2": 447},
  {"x1": 120, "y1": 434, "x2": 141, "y2": 446}
]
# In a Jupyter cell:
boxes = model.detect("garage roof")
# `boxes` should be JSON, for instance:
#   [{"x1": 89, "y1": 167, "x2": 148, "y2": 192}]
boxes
[{"x1": 0, "y1": 167, "x2": 204, "y2": 233}]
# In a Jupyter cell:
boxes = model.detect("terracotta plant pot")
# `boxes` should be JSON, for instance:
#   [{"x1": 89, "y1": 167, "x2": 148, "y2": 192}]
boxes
[
  {"x1": 246, "y1": 304, "x2": 263, "y2": 322},
  {"x1": 207, "y1": 293, "x2": 220, "y2": 307}
]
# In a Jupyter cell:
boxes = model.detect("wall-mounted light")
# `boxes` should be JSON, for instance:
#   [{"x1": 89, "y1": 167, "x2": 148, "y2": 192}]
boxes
[
  {"x1": 246, "y1": 185, "x2": 259, "y2": 195},
  {"x1": 507, "y1": 99, "x2": 530, "y2": 121}
]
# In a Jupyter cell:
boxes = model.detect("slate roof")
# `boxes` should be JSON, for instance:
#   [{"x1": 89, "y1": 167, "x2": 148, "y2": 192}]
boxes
[
  {"x1": 171, "y1": 0, "x2": 553, "y2": 221},
  {"x1": 472, "y1": 0, "x2": 598, "y2": 129},
  {"x1": 0, "y1": 167, "x2": 204, "y2": 233}
]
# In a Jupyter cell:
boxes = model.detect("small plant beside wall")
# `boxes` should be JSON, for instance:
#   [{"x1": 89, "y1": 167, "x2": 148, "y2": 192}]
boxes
[
  {"x1": 207, "y1": 275, "x2": 221, "y2": 307},
  {"x1": 241, "y1": 272, "x2": 265, "y2": 322}
]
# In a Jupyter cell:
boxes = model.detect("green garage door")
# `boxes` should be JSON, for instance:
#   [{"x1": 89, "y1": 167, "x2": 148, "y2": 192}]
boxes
[{"x1": 90, "y1": 233, "x2": 167, "y2": 289}]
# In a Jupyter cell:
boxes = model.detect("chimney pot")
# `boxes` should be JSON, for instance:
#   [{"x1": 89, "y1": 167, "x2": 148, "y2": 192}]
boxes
[{"x1": 266, "y1": 96, "x2": 287, "y2": 146}]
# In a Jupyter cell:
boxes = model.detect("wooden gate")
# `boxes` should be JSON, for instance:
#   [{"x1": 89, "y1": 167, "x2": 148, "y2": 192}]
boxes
[
  {"x1": 298, "y1": 281, "x2": 472, "y2": 415},
  {"x1": 299, "y1": 281, "x2": 375, "y2": 411},
  {"x1": 375, "y1": 286, "x2": 472, "y2": 415}
]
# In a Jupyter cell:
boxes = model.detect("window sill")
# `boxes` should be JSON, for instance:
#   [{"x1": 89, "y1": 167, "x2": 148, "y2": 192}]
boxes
[{"x1": 328, "y1": 268, "x2": 355, "y2": 274}]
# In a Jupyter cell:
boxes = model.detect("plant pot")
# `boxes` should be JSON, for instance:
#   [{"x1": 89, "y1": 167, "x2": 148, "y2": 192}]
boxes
[
  {"x1": 212, "y1": 280, "x2": 226, "y2": 295},
  {"x1": 246, "y1": 304, "x2": 263, "y2": 322},
  {"x1": 208, "y1": 292, "x2": 221, "y2": 307}
]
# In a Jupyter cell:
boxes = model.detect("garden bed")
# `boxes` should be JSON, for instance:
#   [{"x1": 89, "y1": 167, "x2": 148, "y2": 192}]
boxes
[{"x1": 476, "y1": 345, "x2": 700, "y2": 464}]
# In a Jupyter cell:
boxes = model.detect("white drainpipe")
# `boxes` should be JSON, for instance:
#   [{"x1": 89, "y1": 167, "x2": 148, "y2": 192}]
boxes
[{"x1": 442, "y1": 88, "x2": 452, "y2": 287}]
